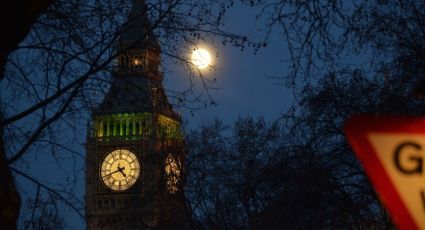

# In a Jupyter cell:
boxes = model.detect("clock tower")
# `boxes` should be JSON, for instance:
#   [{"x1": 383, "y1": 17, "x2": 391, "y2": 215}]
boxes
[{"x1": 85, "y1": 1, "x2": 187, "y2": 229}]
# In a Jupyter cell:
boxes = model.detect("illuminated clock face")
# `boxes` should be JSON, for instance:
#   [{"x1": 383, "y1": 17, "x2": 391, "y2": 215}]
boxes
[{"x1": 100, "y1": 149, "x2": 140, "y2": 191}]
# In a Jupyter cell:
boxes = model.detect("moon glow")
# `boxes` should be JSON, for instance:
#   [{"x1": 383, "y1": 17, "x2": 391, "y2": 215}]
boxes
[{"x1": 191, "y1": 48, "x2": 211, "y2": 69}]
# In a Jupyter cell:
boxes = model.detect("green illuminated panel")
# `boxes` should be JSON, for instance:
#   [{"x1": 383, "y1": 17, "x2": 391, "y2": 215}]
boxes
[{"x1": 94, "y1": 112, "x2": 182, "y2": 141}]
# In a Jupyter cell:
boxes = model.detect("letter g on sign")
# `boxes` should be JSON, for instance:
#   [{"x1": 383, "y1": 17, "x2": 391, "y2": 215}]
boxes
[{"x1": 393, "y1": 142, "x2": 423, "y2": 175}]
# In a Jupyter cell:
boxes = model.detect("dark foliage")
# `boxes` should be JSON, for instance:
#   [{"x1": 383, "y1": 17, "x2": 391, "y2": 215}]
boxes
[{"x1": 185, "y1": 114, "x2": 392, "y2": 228}]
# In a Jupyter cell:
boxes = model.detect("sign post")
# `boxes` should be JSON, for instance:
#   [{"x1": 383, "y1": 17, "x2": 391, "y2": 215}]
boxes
[{"x1": 345, "y1": 115, "x2": 425, "y2": 230}]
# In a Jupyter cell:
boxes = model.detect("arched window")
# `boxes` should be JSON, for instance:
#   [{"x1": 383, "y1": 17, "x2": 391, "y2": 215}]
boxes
[
  {"x1": 135, "y1": 122, "x2": 140, "y2": 136},
  {"x1": 116, "y1": 123, "x2": 120, "y2": 136},
  {"x1": 128, "y1": 122, "x2": 133, "y2": 136},
  {"x1": 165, "y1": 154, "x2": 180, "y2": 194},
  {"x1": 103, "y1": 122, "x2": 108, "y2": 137},
  {"x1": 110, "y1": 123, "x2": 114, "y2": 137},
  {"x1": 123, "y1": 123, "x2": 127, "y2": 136},
  {"x1": 142, "y1": 119, "x2": 149, "y2": 135}
]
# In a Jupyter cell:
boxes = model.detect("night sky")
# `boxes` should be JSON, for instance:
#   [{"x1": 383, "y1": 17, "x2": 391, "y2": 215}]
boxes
[{"x1": 167, "y1": 3, "x2": 293, "y2": 129}]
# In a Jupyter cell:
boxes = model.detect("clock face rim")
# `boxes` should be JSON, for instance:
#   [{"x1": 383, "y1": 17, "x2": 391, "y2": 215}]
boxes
[{"x1": 100, "y1": 149, "x2": 140, "y2": 191}]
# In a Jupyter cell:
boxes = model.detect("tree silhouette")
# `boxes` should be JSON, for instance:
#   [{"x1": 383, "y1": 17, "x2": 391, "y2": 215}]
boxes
[
  {"x1": 185, "y1": 77, "x2": 411, "y2": 228},
  {"x1": 0, "y1": 0, "x2": 256, "y2": 227},
  {"x1": 244, "y1": 0, "x2": 425, "y2": 90}
]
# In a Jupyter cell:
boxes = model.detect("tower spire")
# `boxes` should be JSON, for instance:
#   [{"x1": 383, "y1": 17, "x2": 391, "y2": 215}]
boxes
[
  {"x1": 119, "y1": 0, "x2": 158, "y2": 49},
  {"x1": 94, "y1": 0, "x2": 176, "y2": 119}
]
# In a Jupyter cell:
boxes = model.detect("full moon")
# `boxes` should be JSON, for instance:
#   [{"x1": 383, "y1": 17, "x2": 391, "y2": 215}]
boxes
[{"x1": 191, "y1": 48, "x2": 211, "y2": 69}]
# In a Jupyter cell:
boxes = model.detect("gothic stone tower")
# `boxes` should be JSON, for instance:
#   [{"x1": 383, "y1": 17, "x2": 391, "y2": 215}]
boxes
[{"x1": 85, "y1": 1, "x2": 186, "y2": 229}]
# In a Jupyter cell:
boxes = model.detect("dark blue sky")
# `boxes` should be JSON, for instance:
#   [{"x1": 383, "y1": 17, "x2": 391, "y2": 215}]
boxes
[{"x1": 166, "y1": 3, "x2": 293, "y2": 129}]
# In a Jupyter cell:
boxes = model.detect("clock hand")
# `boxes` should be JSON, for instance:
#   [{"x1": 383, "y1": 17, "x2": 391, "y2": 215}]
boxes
[
  {"x1": 117, "y1": 166, "x2": 127, "y2": 177},
  {"x1": 102, "y1": 168, "x2": 121, "y2": 178}
]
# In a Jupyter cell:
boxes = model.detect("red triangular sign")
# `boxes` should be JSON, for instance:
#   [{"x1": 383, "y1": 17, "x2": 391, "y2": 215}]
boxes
[{"x1": 345, "y1": 115, "x2": 425, "y2": 230}]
